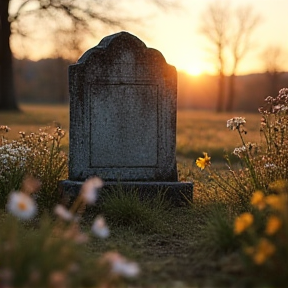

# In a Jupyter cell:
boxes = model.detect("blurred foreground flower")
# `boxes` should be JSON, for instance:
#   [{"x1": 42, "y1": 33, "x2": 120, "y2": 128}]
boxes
[
  {"x1": 245, "y1": 238, "x2": 275, "y2": 265},
  {"x1": 196, "y1": 152, "x2": 211, "y2": 170},
  {"x1": 80, "y1": 177, "x2": 104, "y2": 205},
  {"x1": 92, "y1": 215, "x2": 110, "y2": 239},
  {"x1": 54, "y1": 204, "x2": 74, "y2": 221},
  {"x1": 234, "y1": 212, "x2": 253, "y2": 235},
  {"x1": 265, "y1": 215, "x2": 282, "y2": 235},
  {"x1": 101, "y1": 252, "x2": 140, "y2": 278},
  {"x1": 250, "y1": 190, "x2": 266, "y2": 210},
  {"x1": 21, "y1": 175, "x2": 41, "y2": 195},
  {"x1": 7, "y1": 191, "x2": 37, "y2": 220},
  {"x1": 265, "y1": 194, "x2": 284, "y2": 211}
]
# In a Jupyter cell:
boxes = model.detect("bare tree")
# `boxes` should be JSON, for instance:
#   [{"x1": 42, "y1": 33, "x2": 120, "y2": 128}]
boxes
[
  {"x1": 262, "y1": 46, "x2": 287, "y2": 97},
  {"x1": 0, "y1": 0, "x2": 17, "y2": 110},
  {"x1": 226, "y1": 6, "x2": 260, "y2": 112},
  {"x1": 199, "y1": 1, "x2": 261, "y2": 112},
  {"x1": 0, "y1": 0, "x2": 179, "y2": 111},
  {"x1": 199, "y1": 1, "x2": 231, "y2": 112}
]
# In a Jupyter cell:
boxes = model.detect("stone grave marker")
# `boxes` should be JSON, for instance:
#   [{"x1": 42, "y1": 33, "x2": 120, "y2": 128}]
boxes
[{"x1": 60, "y1": 31, "x2": 193, "y2": 205}]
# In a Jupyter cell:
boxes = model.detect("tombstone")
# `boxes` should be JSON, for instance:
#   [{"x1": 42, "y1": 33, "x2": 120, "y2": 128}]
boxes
[{"x1": 60, "y1": 31, "x2": 193, "y2": 206}]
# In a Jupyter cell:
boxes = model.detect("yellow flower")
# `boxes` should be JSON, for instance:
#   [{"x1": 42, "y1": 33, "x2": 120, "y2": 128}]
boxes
[
  {"x1": 250, "y1": 190, "x2": 266, "y2": 210},
  {"x1": 234, "y1": 212, "x2": 254, "y2": 235},
  {"x1": 196, "y1": 152, "x2": 211, "y2": 170},
  {"x1": 252, "y1": 238, "x2": 275, "y2": 265},
  {"x1": 265, "y1": 215, "x2": 282, "y2": 235},
  {"x1": 265, "y1": 194, "x2": 283, "y2": 211},
  {"x1": 268, "y1": 180, "x2": 287, "y2": 194}
]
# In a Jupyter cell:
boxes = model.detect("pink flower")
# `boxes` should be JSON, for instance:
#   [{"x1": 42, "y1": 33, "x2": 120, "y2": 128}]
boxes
[
  {"x1": 80, "y1": 177, "x2": 103, "y2": 205},
  {"x1": 91, "y1": 215, "x2": 110, "y2": 238},
  {"x1": 54, "y1": 204, "x2": 74, "y2": 221}
]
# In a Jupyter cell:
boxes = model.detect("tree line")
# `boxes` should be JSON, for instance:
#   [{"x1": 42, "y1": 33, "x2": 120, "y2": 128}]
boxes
[
  {"x1": 1, "y1": 0, "x2": 179, "y2": 111},
  {"x1": 12, "y1": 57, "x2": 288, "y2": 112},
  {"x1": 1, "y1": 0, "x2": 287, "y2": 111}
]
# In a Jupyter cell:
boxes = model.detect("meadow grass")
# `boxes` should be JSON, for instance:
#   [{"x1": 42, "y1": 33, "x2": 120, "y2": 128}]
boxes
[
  {"x1": 0, "y1": 104, "x2": 69, "y2": 152},
  {"x1": 0, "y1": 104, "x2": 261, "y2": 159},
  {"x1": 177, "y1": 110, "x2": 262, "y2": 161},
  {"x1": 1, "y1": 101, "x2": 288, "y2": 287}
]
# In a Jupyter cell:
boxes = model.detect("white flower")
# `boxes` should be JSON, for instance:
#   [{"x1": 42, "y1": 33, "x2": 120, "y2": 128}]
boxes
[
  {"x1": 264, "y1": 163, "x2": 277, "y2": 169},
  {"x1": 80, "y1": 177, "x2": 103, "y2": 204},
  {"x1": 232, "y1": 146, "x2": 246, "y2": 158},
  {"x1": 54, "y1": 204, "x2": 74, "y2": 221},
  {"x1": 227, "y1": 117, "x2": 246, "y2": 130},
  {"x1": 7, "y1": 191, "x2": 37, "y2": 220},
  {"x1": 112, "y1": 260, "x2": 140, "y2": 278},
  {"x1": 101, "y1": 252, "x2": 140, "y2": 278},
  {"x1": 91, "y1": 215, "x2": 110, "y2": 238}
]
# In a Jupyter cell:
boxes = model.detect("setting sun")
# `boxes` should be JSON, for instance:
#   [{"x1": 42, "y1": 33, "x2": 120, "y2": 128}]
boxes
[{"x1": 184, "y1": 66, "x2": 204, "y2": 76}]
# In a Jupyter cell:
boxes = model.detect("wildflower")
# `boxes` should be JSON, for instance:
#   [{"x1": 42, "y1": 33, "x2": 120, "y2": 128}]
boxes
[
  {"x1": 234, "y1": 212, "x2": 253, "y2": 235},
  {"x1": 268, "y1": 180, "x2": 287, "y2": 194},
  {"x1": 265, "y1": 215, "x2": 282, "y2": 235},
  {"x1": 101, "y1": 252, "x2": 140, "y2": 278},
  {"x1": 246, "y1": 238, "x2": 276, "y2": 265},
  {"x1": 227, "y1": 117, "x2": 246, "y2": 130},
  {"x1": 264, "y1": 163, "x2": 277, "y2": 169},
  {"x1": 0, "y1": 125, "x2": 10, "y2": 133},
  {"x1": 113, "y1": 259, "x2": 140, "y2": 278},
  {"x1": 21, "y1": 176, "x2": 41, "y2": 195},
  {"x1": 233, "y1": 146, "x2": 246, "y2": 158},
  {"x1": 265, "y1": 194, "x2": 283, "y2": 211},
  {"x1": 7, "y1": 191, "x2": 37, "y2": 220},
  {"x1": 61, "y1": 222, "x2": 89, "y2": 244},
  {"x1": 54, "y1": 204, "x2": 74, "y2": 221},
  {"x1": 80, "y1": 177, "x2": 103, "y2": 204},
  {"x1": 196, "y1": 152, "x2": 211, "y2": 170},
  {"x1": 49, "y1": 271, "x2": 67, "y2": 288},
  {"x1": 250, "y1": 190, "x2": 266, "y2": 210},
  {"x1": 91, "y1": 215, "x2": 110, "y2": 238}
]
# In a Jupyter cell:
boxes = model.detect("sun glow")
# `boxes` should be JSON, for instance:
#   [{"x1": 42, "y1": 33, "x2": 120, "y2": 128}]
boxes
[
  {"x1": 185, "y1": 66, "x2": 204, "y2": 76},
  {"x1": 176, "y1": 61, "x2": 209, "y2": 76}
]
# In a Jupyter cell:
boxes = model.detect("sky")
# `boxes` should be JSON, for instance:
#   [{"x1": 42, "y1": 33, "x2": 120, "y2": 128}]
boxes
[
  {"x1": 10, "y1": 0, "x2": 288, "y2": 76},
  {"x1": 142, "y1": 0, "x2": 288, "y2": 75}
]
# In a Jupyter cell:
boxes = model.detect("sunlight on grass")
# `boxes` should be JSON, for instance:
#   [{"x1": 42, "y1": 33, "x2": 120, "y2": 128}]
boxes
[
  {"x1": 177, "y1": 110, "x2": 262, "y2": 161},
  {"x1": 1, "y1": 89, "x2": 288, "y2": 287},
  {"x1": 0, "y1": 104, "x2": 69, "y2": 152},
  {"x1": 1, "y1": 104, "x2": 262, "y2": 161}
]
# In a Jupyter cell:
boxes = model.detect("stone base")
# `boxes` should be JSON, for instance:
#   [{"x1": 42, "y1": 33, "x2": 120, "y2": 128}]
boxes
[{"x1": 59, "y1": 180, "x2": 193, "y2": 207}]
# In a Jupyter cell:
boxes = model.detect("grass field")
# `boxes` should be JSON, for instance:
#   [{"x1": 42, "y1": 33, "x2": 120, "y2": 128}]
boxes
[
  {"x1": 0, "y1": 104, "x2": 268, "y2": 287},
  {"x1": 0, "y1": 104, "x2": 263, "y2": 161},
  {"x1": 177, "y1": 110, "x2": 262, "y2": 161}
]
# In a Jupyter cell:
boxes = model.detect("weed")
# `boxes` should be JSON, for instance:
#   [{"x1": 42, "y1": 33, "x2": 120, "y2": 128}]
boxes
[
  {"x1": 0, "y1": 125, "x2": 67, "y2": 212},
  {"x1": 0, "y1": 177, "x2": 140, "y2": 288},
  {"x1": 100, "y1": 186, "x2": 171, "y2": 234}
]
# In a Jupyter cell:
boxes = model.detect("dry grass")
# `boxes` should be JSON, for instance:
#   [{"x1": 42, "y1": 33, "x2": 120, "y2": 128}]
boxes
[
  {"x1": 1, "y1": 104, "x2": 273, "y2": 287},
  {"x1": 1, "y1": 105, "x2": 262, "y2": 160},
  {"x1": 177, "y1": 110, "x2": 262, "y2": 161},
  {"x1": 0, "y1": 104, "x2": 69, "y2": 151}
]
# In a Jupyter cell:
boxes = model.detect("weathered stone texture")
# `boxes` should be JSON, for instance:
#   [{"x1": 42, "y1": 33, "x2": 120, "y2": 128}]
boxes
[{"x1": 69, "y1": 31, "x2": 177, "y2": 182}]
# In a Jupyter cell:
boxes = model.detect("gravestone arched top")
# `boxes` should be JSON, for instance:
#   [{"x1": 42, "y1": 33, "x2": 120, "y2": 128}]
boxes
[
  {"x1": 77, "y1": 31, "x2": 167, "y2": 67},
  {"x1": 97, "y1": 31, "x2": 146, "y2": 50}
]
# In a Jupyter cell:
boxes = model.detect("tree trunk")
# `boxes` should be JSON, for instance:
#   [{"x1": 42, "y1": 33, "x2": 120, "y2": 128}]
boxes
[
  {"x1": 226, "y1": 73, "x2": 235, "y2": 112},
  {"x1": 0, "y1": 0, "x2": 19, "y2": 111},
  {"x1": 268, "y1": 72, "x2": 280, "y2": 97},
  {"x1": 216, "y1": 71, "x2": 225, "y2": 113}
]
